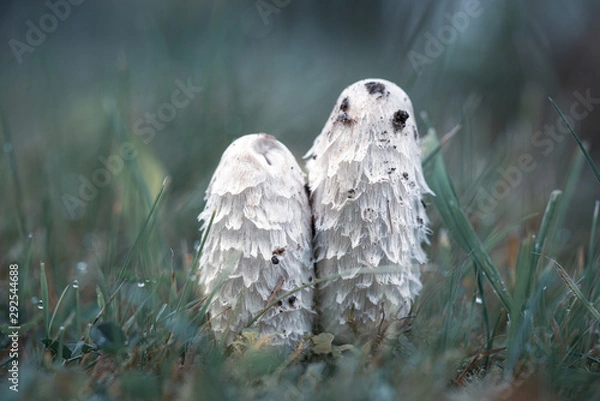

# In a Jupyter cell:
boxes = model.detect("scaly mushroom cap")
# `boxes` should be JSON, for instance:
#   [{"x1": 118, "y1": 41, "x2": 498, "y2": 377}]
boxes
[
  {"x1": 199, "y1": 133, "x2": 314, "y2": 348},
  {"x1": 305, "y1": 79, "x2": 433, "y2": 343}
]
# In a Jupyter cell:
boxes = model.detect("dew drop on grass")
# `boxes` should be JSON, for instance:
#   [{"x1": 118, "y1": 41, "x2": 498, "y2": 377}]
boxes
[
  {"x1": 72, "y1": 280, "x2": 79, "y2": 289},
  {"x1": 76, "y1": 261, "x2": 88, "y2": 274},
  {"x1": 137, "y1": 281, "x2": 145, "y2": 288},
  {"x1": 37, "y1": 300, "x2": 44, "y2": 310},
  {"x1": 475, "y1": 297, "x2": 483, "y2": 304}
]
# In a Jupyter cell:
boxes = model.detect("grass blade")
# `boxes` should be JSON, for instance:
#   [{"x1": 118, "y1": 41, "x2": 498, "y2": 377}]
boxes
[
  {"x1": 0, "y1": 108, "x2": 28, "y2": 237},
  {"x1": 40, "y1": 262, "x2": 50, "y2": 336},
  {"x1": 583, "y1": 200, "x2": 600, "y2": 298},
  {"x1": 587, "y1": 200, "x2": 599, "y2": 269},
  {"x1": 197, "y1": 251, "x2": 241, "y2": 327},
  {"x1": 534, "y1": 190, "x2": 562, "y2": 257},
  {"x1": 421, "y1": 125, "x2": 460, "y2": 167},
  {"x1": 552, "y1": 258, "x2": 600, "y2": 321},
  {"x1": 21, "y1": 233, "x2": 34, "y2": 303},
  {"x1": 117, "y1": 176, "x2": 171, "y2": 282},
  {"x1": 505, "y1": 237, "x2": 535, "y2": 377},
  {"x1": 123, "y1": 275, "x2": 164, "y2": 331},
  {"x1": 175, "y1": 209, "x2": 217, "y2": 313},
  {"x1": 506, "y1": 191, "x2": 562, "y2": 377},
  {"x1": 475, "y1": 267, "x2": 491, "y2": 354},
  {"x1": 247, "y1": 265, "x2": 454, "y2": 331},
  {"x1": 193, "y1": 209, "x2": 216, "y2": 273},
  {"x1": 547, "y1": 149, "x2": 586, "y2": 253},
  {"x1": 548, "y1": 97, "x2": 600, "y2": 183},
  {"x1": 75, "y1": 280, "x2": 82, "y2": 338},
  {"x1": 48, "y1": 284, "x2": 71, "y2": 338},
  {"x1": 424, "y1": 125, "x2": 513, "y2": 312}
]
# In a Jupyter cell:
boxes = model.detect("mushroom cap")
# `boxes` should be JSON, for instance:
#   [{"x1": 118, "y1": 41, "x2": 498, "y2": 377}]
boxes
[
  {"x1": 305, "y1": 79, "x2": 432, "y2": 342},
  {"x1": 199, "y1": 133, "x2": 314, "y2": 348}
]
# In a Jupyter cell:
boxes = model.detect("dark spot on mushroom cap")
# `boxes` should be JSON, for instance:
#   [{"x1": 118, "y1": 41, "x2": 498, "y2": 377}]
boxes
[
  {"x1": 288, "y1": 296, "x2": 297, "y2": 306},
  {"x1": 421, "y1": 200, "x2": 427, "y2": 209},
  {"x1": 392, "y1": 110, "x2": 410, "y2": 132},
  {"x1": 340, "y1": 97, "x2": 349, "y2": 111},
  {"x1": 403, "y1": 172, "x2": 409, "y2": 179},
  {"x1": 417, "y1": 217, "x2": 424, "y2": 225},
  {"x1": 272, "y1": 247, "x2": 286, "y2": 256},
  {"x1": 309, "y1": 276, "x2": 313, "y2": 282},
  {"x1": 347, "y1": 188, "x2": 356, "y2": 199},
  {"x1": 271, "y1": 255, "x2": 279, "y2": 264},
  {"x1": 365, "y1": 81, "x2": 386, "y2": 96},
  {"x1": 276, "y1": 300, "x2": 283, "y2": 307},
  {"x1": 336, "y1": 112, "x2": 355, "y2": 126},
  {"x1": 376, "y1": 130, "x2": 390, "y2": 144}
]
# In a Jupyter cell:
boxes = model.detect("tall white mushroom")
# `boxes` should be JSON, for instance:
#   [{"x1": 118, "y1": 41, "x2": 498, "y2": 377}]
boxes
[
  {"x1": 305, "y1": 79, "x2": 432, "y2": 343},
  {"x1": 198, "y1": 133, "x2": 314, "y2": 348}
]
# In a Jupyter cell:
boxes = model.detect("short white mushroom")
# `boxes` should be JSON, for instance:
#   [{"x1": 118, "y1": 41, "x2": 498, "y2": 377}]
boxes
[
  {"x1": 305, "y1": 79, "x2": 432, "y2": 343},
  {"x1": 198, "y1": 133, "x2": 314, "y2": 348}
]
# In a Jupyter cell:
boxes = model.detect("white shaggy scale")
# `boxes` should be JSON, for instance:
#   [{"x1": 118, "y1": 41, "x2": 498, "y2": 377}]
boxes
[
  {"x1": 305, "y1": 79, "x2": 432, "y2": 343},
  {"x1": 198, "y1": 133, "x2": 314, "y2": 348}
]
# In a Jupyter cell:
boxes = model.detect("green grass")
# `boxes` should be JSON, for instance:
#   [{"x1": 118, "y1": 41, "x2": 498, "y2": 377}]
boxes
[{"x1": 1, "y1": 110, "x2": 599, "y2": 400}]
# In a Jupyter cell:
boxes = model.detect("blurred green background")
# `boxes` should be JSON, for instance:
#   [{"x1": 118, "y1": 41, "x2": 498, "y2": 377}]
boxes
[{"x1": 1, "y1": 0, "x2": 599, "y2": 291}]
